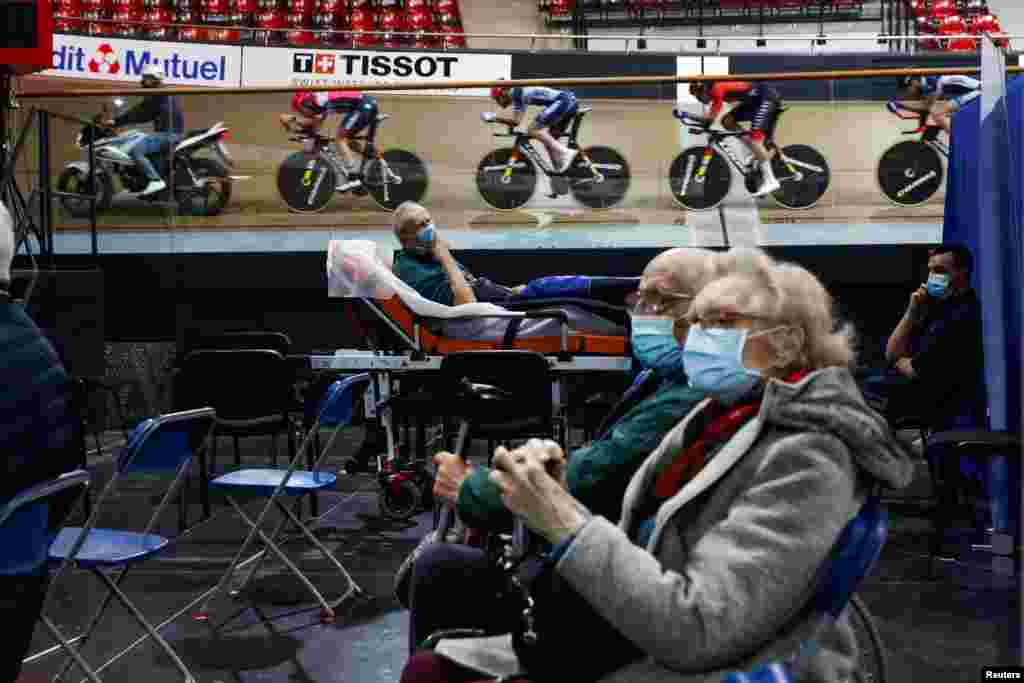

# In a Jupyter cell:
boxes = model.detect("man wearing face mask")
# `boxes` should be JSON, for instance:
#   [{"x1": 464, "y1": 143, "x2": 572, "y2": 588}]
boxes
[
  {"x1": 402, "y1": 247, "x2": 717, "y2": 652},
  {"x1": 866, "y1": 244, "x2": 983, "y2": 425},
  {"x1": 390, "y1": 202, "x2": 639, "y2": 307}
]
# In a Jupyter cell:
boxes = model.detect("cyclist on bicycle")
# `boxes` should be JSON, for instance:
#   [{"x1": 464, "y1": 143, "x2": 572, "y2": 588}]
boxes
[
  {"x1": 280, "y1": 90, "x2": 379, "y2": 191},
  {"x1": 482, "y1": 83, "x2": 579, "y2": 173},
  {"x1": 684, "y1": 80, "x2": 783, "y2": 197},
  {"x1": 893, "y1": 75, "x2": 980, "y2": 136}
]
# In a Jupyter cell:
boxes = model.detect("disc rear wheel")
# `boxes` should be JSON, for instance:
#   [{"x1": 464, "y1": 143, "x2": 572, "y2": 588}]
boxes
[
  {"x1": 364, "y1": 149, "x2": 429, "y2": 211},
  {"x1": 876, "y1": 140, "x2": 944, "y2": 207},
  {"x1": 569, "y1": 146, "x2": 631, "y2": 209},
  {"x1": 770, "y1": 144, "x2": 830, "y2": 210}
]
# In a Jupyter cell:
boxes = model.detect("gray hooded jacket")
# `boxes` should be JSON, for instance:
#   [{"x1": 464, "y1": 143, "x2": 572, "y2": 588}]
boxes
[{"x1": 435, "y1": 366, "x2": 914, "y2": 682}]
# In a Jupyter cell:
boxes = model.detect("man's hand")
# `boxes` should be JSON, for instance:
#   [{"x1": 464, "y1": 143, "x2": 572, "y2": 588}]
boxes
[
  {"x1": 908, "y1": 285, "x2": 928, "y2": 312},
  {"x1": 894, "y1": 357, "x2": 916, "y2": 378},
  {"x1": 490, "y1": 439, "x2": 583, "y2": 545},
  {"x1": 432, "y1": 452, "x2": 473, "y2": 505}
]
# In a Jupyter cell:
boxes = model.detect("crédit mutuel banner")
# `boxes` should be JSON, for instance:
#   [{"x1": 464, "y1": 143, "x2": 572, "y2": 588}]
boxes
[
  {"x1": 241, "y1": 47, "x2": 511, "y2": 96},
  {"x1": 43, "y1": 35, "x2": 243, "y2": 87}
]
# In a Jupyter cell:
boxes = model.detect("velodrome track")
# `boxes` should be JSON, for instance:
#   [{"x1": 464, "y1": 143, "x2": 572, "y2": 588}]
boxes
[{"x1": 17, "y1": 76, "x2": 945, "y2": 242}]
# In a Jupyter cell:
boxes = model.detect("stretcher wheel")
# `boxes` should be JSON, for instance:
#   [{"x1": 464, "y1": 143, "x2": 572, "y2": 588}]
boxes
[
  {"x1": 379, "y1": 478, "x2": 423, "y2": 520},
  {"x1": 669, "y1": 146, "x2": 731, "y2": 211},
  {"x1": 876, "y1": 140, "x2": 944, "y2": 207},
  {"x1": 320, "y1": 607, "x2": 335, "y2": 624},
  {"x1": 476, "y1": 147, "x2": 537, "y2": 210},
  {"x1": 569, "y1": 145, "x2": 630, "y2": 209},
  {"x1": 769, "y1": 144, "x2": 830, "y2": 210},
  {"x1": 363, "y1": 148, "x2": 429, "y2": 211},
  {"x1": 277, "y1": 151, "x2": 337, "y2": 213}
]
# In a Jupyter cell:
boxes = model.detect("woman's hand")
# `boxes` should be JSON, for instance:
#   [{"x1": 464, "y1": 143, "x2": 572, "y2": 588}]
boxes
[
  {"x1": 432, "y1": 452, "x2": 473, "y2": 506},
  {"x1": 490, "y1": 439, "x2": 585, "y2": 545}
]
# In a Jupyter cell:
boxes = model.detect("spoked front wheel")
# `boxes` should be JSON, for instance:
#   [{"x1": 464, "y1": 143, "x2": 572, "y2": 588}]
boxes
[
  {"x1": 363, "y1": 149, "x2": 429, "y2": 211},
  {"x1": 569, "y1": 146, "x2": 631, "y2": 209},
  {"x1": 770, "y1": 144, "x2": 830, "y2": 210},
  {"x1": 476, "y1": 147, "x2": 538, "y2": 211},
  {"x1": 669, "y1": 147, "x2": 732, "y2": 211},
  {"x1": 277, "y1": 151, "x2": 337, "y2": 213},
  {"x1": 876, "y1": 140, "x2": 944, "y2": 207}
]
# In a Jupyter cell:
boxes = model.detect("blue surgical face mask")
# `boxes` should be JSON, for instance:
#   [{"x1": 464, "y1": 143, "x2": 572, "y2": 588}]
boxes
[
  {"x1": 683, "y1": 325, "x2": 765, "y2": 405},
  {"x1": 407, "y1": 223, "x2": 435, "y2": 257},
  {"x1": 630, "y1": 316, "x2": 685, "y2": 380},
  {"x1": 926, "y1": 272, "x2": 951, "y2": 298}
]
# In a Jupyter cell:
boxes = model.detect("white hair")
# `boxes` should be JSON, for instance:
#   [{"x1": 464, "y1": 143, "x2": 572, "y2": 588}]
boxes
[
  {"x1": 691, "y1": 246, "x2": 856, "y2": 370},
  {"x1": 0, "y1": 201, "x2": 13, "y2": 287},
  {"x1": 392, "y1": 201, "x2": 428, "y2": 233}
]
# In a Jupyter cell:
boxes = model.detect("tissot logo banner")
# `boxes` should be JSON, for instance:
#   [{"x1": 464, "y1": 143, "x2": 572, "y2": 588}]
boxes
[
  {"x1": 243, "y1": 47, "x2": 511, "y2": 96},
  {"x1": 45, "y1": 35, "x2": 242, "y2": 87}
]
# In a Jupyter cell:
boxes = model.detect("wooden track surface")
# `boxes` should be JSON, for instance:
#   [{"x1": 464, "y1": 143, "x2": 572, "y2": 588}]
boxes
[{"x1": 14, "y1": 76, "x2": 945, "y2": 230}]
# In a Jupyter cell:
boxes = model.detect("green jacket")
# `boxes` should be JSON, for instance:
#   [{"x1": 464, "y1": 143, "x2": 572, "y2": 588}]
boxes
[{"x1": 456, "y1": 377, "x2": 706, "y2": 530}]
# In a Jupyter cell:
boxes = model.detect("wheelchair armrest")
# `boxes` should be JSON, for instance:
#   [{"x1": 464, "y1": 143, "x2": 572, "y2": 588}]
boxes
[{"x1": 418, "y1": 628, "x2": 488, "y2": 652}]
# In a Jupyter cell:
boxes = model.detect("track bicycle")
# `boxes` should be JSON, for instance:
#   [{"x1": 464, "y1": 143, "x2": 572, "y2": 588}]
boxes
[
  {"x1": 876, "y1": 103, "x2": 948, "y2": 207},
  {"x1": 476, "y1": 105, "x2": 630, "y2": 210},
  {"x1": 277, "y1": 113, "x2": 428, "y2": 213},
  {"x1": 668, "y1": 109, "x2": 831, "y2": 211}
]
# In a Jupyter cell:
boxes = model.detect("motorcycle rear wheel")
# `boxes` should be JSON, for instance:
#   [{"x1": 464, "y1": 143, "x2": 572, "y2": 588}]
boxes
[
  {"x1": 57, "y1": 167, "x2": 112, "y2": 219},
  {"x1": 176, "y1": 158, "x2": 233, "y2": 217}
]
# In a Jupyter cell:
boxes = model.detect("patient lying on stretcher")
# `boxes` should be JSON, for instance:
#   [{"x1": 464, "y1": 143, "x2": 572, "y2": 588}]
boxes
[
  {"x1": 327, "y1": 239, "x2": 629, "y2": 352},
  {"x1": 391, "y1": 201, "x2": 639, "y2": 308}
]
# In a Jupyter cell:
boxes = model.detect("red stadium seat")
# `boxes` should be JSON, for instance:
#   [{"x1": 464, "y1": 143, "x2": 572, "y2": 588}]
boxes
[
  {"x1": 930, "y1": 0, "x2": 955, "y2": 18},
  {"x1": 436, "y1": 7, "x2": 458, "y2": 25},
  {"x1": 438, "y1": 21, "x2": 465, "y2": 47},
  {"x1": 254, "y1": 8, "x2": 286, "y2": 41},
  {"x1": 910, "y1": 0, "x2": 929, "y2": 18},
  {"x1": 208, "y1": 26, "x2": 241, "y2": 40},
  {"x1": 350, "y1": 8, "x2": 378, "y2": 47},
  {"x1": 176, "y1": 11, "x2": 209, "y2": 40},
  {"x1": 434, "y1": 0, "x2": 457, "y2": 15},
  {"x1": 406, "y1": 0, "x2": 431, "y2": 11},
  {"x1": 111, "y1": 0, "x2": 144, "y2": 36},
  {"x1": 380, "y1": 8, "x2": 407, "y2": 48},
  {"x1": 963, "y1": 0, "x2": 987, "y2": 15},
  {"x1": 55, "y1": 0, "x2": 84, "y2": 31},
  {"x1": 143, "y1": 5, "x2": 174, "y2": 36},
  {"x1": 548, "y1": 0, "x2": 572, "y2": 16}
]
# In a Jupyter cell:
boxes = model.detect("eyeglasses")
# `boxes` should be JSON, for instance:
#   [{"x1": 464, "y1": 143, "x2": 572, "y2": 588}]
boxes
[
  {"x1": 689, "y1": 312, "x2": 777, "y2": 330},
  {"x1": 631, "y1": 291, "x2": 693, "y2": 318}
]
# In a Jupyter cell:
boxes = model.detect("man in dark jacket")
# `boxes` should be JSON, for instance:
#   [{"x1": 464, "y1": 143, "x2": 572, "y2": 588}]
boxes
[
  {"x1": 108, "y1": 65, "x2": 185, "y2": 197},
  {"x1": 0, "y1": 202, "x2": 82, "y2": 683}
]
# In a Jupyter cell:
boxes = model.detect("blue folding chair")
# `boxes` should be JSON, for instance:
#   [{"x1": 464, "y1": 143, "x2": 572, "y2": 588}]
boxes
[
  {"x1": 722, "y1": 494, "x2": 889, "y2": 683},
  {"x1": 43, "y1": 407, "x2": 217, "y2": 683},
  {"x1": 1, "y1": 470, "x2": 95, "y2": 682},
  {"x1": 193, "y1": 374, "x2": 371, "y2": 625}
]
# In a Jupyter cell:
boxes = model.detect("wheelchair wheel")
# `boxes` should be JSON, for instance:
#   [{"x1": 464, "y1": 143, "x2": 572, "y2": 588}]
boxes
[
  {"x1": 570, "y1": 146, "x2": 631, "y2": 209},
  {"x1": 379, "y1": 478, "x2": 423, "y2": 520},
  {"x1": 364, "y1": 149, "x2": 429, "y2": 211},
  {"x1": 876, "y1": 140, "x2": 944, "y2": 207},
  {"x1": 476, "y1": 147, "x2": 538, "y2": 210},
  {"x1": 669, "y1": 146, "x2": 732, "y2": 211},
  {"x1": 848, "y1": 594, "x2": 889, "y2": 683},
  {"x1": 770, "y1": 144, "x2": 831, "y2": 210},
  {"x1": 277, "y1": 151, "x2": 337, "y2": 213}
]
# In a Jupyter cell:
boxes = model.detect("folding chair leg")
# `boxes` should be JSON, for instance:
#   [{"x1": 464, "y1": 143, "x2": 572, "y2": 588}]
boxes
[
  {"x1": 52, "y1": 567, "x2": 130, "y2": 683},
  {"x1": 40, "y1": 615, "x2": 103, "y2": 683},
  {"x1": 228, "y1": 512, "x2": 291, "y2": 599},
  {"x1": 225, "y1": 497, "x2": 335, "y2": 620},
  {"x1": 92, "y1": 569, "x2": 197, "y2": 683},
  {"x1": 274, "y1": 498, "x2": 363, "y2": 605}
]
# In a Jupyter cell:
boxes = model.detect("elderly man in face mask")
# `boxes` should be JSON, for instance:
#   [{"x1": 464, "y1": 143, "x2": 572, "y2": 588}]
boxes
[
  {"x1": 403, "y1": 246, "x2": 720, "y2": 654},
  {"x1": 390, "y1": 202, "x2": 640, "y2": 308}
]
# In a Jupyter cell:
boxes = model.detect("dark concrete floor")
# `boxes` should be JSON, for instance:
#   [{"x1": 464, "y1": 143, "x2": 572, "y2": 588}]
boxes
[{"x1": 17, "y1": 428, "x2": 1021, "y2": 683}]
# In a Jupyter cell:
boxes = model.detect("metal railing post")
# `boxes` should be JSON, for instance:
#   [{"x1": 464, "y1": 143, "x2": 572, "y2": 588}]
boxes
[{"x1": 36, "y1": 109, "x2": 54, "y2": 266}]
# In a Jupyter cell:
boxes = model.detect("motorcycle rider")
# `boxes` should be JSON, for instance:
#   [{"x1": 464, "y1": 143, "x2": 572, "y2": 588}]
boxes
[{"x1": 107, "y1": 65, "x2": 184, "y2": 197}]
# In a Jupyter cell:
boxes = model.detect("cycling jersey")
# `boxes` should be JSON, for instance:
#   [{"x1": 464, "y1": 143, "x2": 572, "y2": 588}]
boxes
[
  {"x1": 923, "y1": 75, "x2": 980, "y2": 98},
  {"x1": 706, "y1": 81, "x2": 780, "y2": 121},
  {"x1": 510, "y1": 86, "x2": 572, "y2": 113},
  {"x1": 294, "y1": 91, "x2": 367, "y2": 115}
]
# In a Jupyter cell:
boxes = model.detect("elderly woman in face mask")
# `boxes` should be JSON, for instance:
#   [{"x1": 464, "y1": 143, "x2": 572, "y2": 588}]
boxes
[
  {"x1": 403, "y1": 247, "x2": 914, "y2": 683},
  {"x1": 403, "y1": 248, "x2": 719, "y2": 655}
]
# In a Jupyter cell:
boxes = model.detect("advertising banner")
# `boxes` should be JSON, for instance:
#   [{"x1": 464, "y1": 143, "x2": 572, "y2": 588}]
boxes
[
  {"x1": 44, "y1": 35, "x2": 243, "y2": 87},
  {"x1": 241, "y1": 46, "x2": 511, "y2": 95}
]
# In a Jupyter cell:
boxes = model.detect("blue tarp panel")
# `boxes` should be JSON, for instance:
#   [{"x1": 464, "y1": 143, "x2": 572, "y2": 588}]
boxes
[{"x1": 943, "y1": 67, "x2": 1023, "y2": 533}]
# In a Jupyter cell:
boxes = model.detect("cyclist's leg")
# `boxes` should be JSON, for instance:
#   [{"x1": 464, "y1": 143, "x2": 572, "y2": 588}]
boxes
[
  {"x1": 337, "y1": 107, "x2": 369, "y2": 174},
  {"x1": 530, "y1": 96, "x2": 575, "y2": 168},
  {"x1": 749, "y1": 98, "x2": 782, "y2": 195},
  {"x1": 931, "y1": 98, "x2": 957, "y2": 135}
]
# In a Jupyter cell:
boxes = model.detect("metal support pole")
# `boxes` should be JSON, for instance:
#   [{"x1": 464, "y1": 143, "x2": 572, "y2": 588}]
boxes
[
  {"x1": 88, "y1": 126, "x2": 97, "y2": 258},
  {"x1": 37, "y1": 109, "x2": 54, "y2": 266}
]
